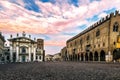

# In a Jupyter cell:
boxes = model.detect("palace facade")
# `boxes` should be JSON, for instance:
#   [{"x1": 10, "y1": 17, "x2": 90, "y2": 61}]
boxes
[
  {"x1": 0, "y1": 32, "x2": 5, "y2": 62},
  {"x1": 62, "y1": 11, "x2": 120, "y2": 62},
  {"x1": 8, "y1": 32, "x2": 45, "y2": 62}
]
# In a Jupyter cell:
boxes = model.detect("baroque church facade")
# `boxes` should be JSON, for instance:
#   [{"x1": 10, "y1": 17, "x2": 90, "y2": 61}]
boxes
[
  {"x1": 8, "y1": 32, "x2": 45, "y2": 62},
  {"x1": 61, "y1": 10, "x2": 120, "y2": 62}
]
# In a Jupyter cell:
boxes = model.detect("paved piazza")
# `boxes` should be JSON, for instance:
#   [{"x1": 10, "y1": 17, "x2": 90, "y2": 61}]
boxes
[{"x1": 0, "y1": 62, "x2": 120, "y2": 80}]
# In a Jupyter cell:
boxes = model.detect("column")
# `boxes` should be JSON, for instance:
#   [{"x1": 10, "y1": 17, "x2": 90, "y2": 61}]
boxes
[
  {"x1": 33, "y1": 47, "x2": 36, "y2": 61},
  {"x1": 84, "y1": 54, "x2": 86, "y2": 61},
  {"x1": 16, "y1": 45, "x2": 19, "y2": 62},
  {"x1": 79, "y1": 55, "x2": 81, "y2": 61},
  {"x1": 98, "y1": 54, "x2": 100, "y2": 62},
  {"x1": 28, "y1": 46, "x2": 31, "y2": 62},
  {"x1": 93, "y1": 54, "x2": 95, "y2": 61}
]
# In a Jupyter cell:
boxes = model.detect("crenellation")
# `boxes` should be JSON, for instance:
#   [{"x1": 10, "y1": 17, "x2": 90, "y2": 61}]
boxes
[
  {"x1": 99, "y1": 20, "x2": 101, "y2": 24},
  {"x1": 100, "y1": 19, "x2": 102, "y2": 24},
  {"x1": 102, "y1": 18, "x2": 104, "y2": 22},
  {"x1": 97, "y1": 22, "x2": 99, "y2": 25},
  {"x1": 104, "y1": 17, "x2": 106, "y2": 21},
  {"x1": 115, "y1": 10, "x2": 119, "y2": 16},
  {"x1": 110, "y1": 12, "x2": 114, "y2": 17},
  {"x1": 106, "y1": 15, "x2": 109, "y2": 20}
]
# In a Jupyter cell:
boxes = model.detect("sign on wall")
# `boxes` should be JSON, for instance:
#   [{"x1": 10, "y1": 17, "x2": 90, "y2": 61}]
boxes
[
  {"x1": 116, "y1": 43, "x2": 120, "y2": 48},
  {"x1": 116, "y1": 36, "x2": 120, "y2": 48}
]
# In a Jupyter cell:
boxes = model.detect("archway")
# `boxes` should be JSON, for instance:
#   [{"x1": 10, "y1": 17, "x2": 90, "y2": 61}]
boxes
[
  {"x1": 100, "y1": 50, "x2": 105, "y2": 61},
  {"x1": 89, "y1": 52, "x2": 93, "y2": 61},
  {"x1": 81, "y1": 53, "x2": 84, "y2": 61},
  {"x1": 85, "y1": 53, "x2": 88, "y2": 61},
  {"x1": 74, "y1": 54, "x2": 77, "y2": 61},
  {"x1": 113, "y1": 49, "x2": 120, "y2": 60},
  {"x1": 94, "y1": 51, "x2": 98, "y2": 61}
]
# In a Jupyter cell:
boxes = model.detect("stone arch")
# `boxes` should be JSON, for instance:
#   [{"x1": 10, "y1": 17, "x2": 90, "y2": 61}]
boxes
[
  {"x1": 74, "y1": 54, "x2": 77, "y2": 61},
  {"x1": 100, "y1": 50, "x2": 105, "y2": 61},
  {"x1": 94, "y1": 51, "x2": 98, "y2": 61},
  {"x1": 85, "y1": 53, "x2": 88, "y2": 61},
  {"x1": 81, "y1": 53, "x2": 84, "y2": 61},
  {"x1": 89, "y1": 52, "x2": 93, "y2": 61},
  {"x1": 113, "y1": 49, "x2": 120, "y2": 60}
]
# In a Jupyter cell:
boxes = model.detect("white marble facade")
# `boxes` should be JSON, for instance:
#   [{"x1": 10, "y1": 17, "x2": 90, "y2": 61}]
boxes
[{"x1": 8, "y1": 32, "x2": 44, "y2": 62}]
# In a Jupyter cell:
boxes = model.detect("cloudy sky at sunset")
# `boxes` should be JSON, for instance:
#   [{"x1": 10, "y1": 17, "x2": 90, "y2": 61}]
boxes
[{"x1": 0, "y1": 0, "x2": 120, "y2": 55}]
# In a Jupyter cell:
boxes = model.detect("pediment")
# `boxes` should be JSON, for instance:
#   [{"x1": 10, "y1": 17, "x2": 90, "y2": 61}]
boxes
[{"x1": 8, "y1": 37, "x2": 36, "y2": 43}]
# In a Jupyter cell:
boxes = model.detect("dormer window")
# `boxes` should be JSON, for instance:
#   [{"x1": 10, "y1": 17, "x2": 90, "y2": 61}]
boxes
[{"x1": 113, "y1": 22, "x2": 119, "y2": 32}]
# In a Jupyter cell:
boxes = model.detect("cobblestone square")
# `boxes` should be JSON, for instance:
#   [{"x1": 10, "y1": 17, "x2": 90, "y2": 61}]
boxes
[{"x1": 0, "y1": 62, "x2": 120, "y2": 80}]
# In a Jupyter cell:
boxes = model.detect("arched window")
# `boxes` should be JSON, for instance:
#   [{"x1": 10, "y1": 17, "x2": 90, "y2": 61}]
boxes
[
  {"x1": 22, "y1": 47, "x2": 26, "y2": 53},
  {"x1": 113, "y1": 22, "x2": 119, "y2": 32},
  {"x1": 96, "y1": 29, "x2": 100, "y2": 37},
  {"x1": 86, "y1": 35, "x2": 90, "y2": 41}
]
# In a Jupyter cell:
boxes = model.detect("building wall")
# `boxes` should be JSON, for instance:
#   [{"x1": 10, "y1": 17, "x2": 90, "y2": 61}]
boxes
[
  {"x1": 0, "y1": 32, "x2": 5, "y2": 63},
  {"x1": 9, "y1": 41, "x2": 37, "y2": 62},
  {"x1": 45, "y1": 54, "x2": 53, "y2": 61},
  {"x1": 37, "y1": 39, "x2": 45, "y2": 61},
  {"x1": 61, "y1": 47, "x2": 68, "y2": 61},
  {"x1": 37, "y1": 39, "x2": 44, "y2": 49},
  {"x1": 66, "y1": 11, "x2": 120, "y2": 62}
]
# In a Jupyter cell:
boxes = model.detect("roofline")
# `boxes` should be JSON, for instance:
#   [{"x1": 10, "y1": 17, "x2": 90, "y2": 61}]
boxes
[
  {"x1": 8, "y1": 36, "x2": 36, "y2": 43},
  {"x1": 67, "y1": 14, "x2": 112, "y2": 43}
]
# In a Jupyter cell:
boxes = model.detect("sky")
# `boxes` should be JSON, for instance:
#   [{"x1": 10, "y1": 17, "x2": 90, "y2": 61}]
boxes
[{"x1": 0, "y1": 0, "x2": 120, "y2": 55}]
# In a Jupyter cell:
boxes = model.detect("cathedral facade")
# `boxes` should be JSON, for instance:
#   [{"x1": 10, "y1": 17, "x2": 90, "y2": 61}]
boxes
[
  {"x1": 8, "y1": 32, "x2": 45, "y2": 62},
  {"x1": 62, "y1": 11, "x2": 120, "y2": 62}
]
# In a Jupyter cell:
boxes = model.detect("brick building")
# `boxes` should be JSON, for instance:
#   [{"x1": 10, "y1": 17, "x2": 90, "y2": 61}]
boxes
[{"x1": 62, "y1": 11, "x2": 120, "y2": 62}]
